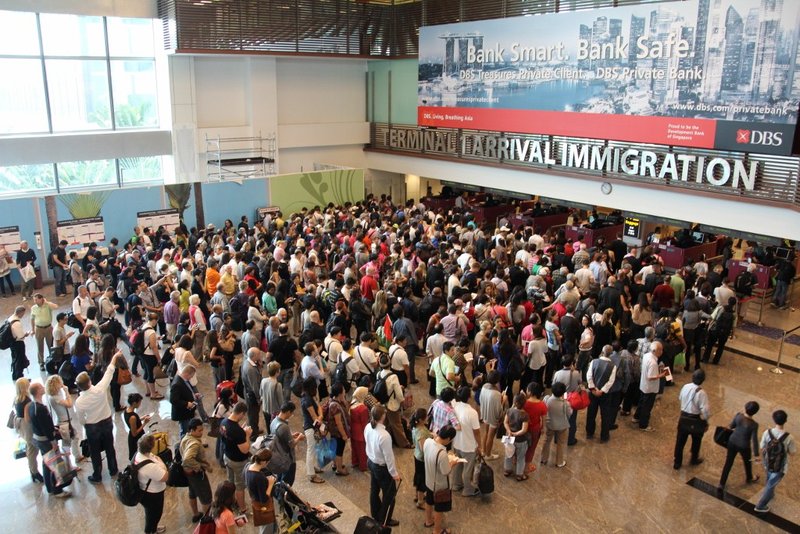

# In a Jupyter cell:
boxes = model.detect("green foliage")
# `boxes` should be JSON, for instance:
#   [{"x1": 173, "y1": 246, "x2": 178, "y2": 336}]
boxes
[
  {"x1": 59, "y1": 191, "x2": 112, "y2": 218},
  {"x1": 0, "y1": 164, "x2": 55, "y2": 192},
  {"x1": 165, "y1": 184, "x2": 192, "y2": 218},
  {"x1": 119, "y1": 156, "x2": 161, "y2": 182},
  {"x1": 57, "y1": 160, "x2": 116, "y2": 188}
]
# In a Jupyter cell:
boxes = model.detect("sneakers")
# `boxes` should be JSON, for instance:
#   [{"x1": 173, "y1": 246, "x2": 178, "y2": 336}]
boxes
[
  {"x1": 753, "y1": 506, "x2": 769, "y2": 513},
  {"x1": 39, "y1": 364, "x2": 45, "y2": 372},
  {"x1": 641, "y1": 426, "x2": 655, "y2": 432},
  {"x1": 556, "y1": 461, "x2": 567, "y2": 468}
]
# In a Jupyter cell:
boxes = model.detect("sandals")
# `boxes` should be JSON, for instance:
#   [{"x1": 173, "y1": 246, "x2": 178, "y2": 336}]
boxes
[
  {"x1": 151, "y1": 394, "x2": 165, "y2": 400},
  {"x1": 516, "y1": 474, "x2": 529, "y2": 482},
  {"x1": 416, "y1": 503, "x2": 426, "y2": 510},
  {"x1": 335, "y1": 469, "x2": 350, "y2": 477},
  {"x1": 423, "y1": 522, "x2": 434, "y2": 528},
  {"x1": 309, "y1": 475, "x2": 325, "y2": 484},
  {"x1": 503, "y1": 470, "x2": 513, "y2": 477}
]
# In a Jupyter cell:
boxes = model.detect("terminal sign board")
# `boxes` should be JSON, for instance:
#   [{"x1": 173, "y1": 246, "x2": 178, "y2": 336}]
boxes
[
  {"x1": 57, "y1": 217, "x2": 105, "y2": 245},
  {"x1": 137, "y1": 209, "x2": 181, "y2": 234},
  {"x1": 624, "y1": 217, "x2": 641, "y2": 239},
  {"x1": 0, "y1": 226, "x2": 21, "y2": 251},
  {"x1": 418, "y1": 0, "x2": 799, "y2": 155}
]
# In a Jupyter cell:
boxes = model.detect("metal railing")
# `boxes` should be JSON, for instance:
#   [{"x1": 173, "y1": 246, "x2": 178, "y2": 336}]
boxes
[{"x1": 773, "y1": 324, "x2": 800, "y2": 374}]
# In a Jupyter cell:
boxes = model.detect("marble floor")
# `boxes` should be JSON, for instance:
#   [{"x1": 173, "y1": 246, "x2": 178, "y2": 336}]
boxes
[{"x1": 0, "y1": 289, "x2": 799, "y2": 534}]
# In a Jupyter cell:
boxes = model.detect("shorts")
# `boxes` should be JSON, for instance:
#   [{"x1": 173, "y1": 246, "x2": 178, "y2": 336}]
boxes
[
  {"x1": 187, "y1": 471, "x2": 212, "y2": 504},
  {"x1": 424, "y1": 488, "x2": 452, "y2": 513},
  {"x1": 225, "y1": 457, "x2": 248, "y2": 490}
]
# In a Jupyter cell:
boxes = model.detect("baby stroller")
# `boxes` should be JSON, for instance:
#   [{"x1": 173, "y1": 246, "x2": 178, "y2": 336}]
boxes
[{"x1": 273, "y1": 481, "x2": 338, "y2": 533}]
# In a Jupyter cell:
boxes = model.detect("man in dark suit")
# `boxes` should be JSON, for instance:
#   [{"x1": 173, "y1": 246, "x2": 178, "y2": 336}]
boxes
[{"x1": 171, "y1": 365, "x2": 198, "y2": 437}]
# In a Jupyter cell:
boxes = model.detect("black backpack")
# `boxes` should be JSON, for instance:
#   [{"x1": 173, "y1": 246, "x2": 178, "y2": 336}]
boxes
[
  {"x1": 333, "y1": 355, "x2": 353, "y2": 388},
  {"x1": 132, "y1": 326, "x2": 153, "y2": 356},
  {"x1": 372, "y1": 372, "x2": 393, "y2": 404},
  {"x1": 477, "y1": 456, "x2": 494, "y2": 494},
  {"x1": 115, "y1": 459, "x2": 153, "y2": 506},
  {"x1": 764, "y1": 430, "x2": 790, "y2": 472},
  {"x1": 735, "y1": 271, "x2": 753, "y2": 296},
  {"x1": 0, "y1": 319, "x2": 18, "y2": 350}
]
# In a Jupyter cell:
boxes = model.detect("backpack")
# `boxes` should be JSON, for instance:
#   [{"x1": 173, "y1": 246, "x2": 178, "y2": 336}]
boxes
[
  {"x1": 0, "y1": 319, "x2": 18, "y2": 350},
  {"x1": 333, "y1": 355, "x2": 353, "y2": 388},
  {"x1": 116, "y1": 279, "x2": 128, "y2": 300},
  {"x1": 735, "y1": 271, "x2": 753, "y2": 296},
  {"x1": 764, "y1": 430, "x2": 790, "y2": 472},
  {"x1": 372, "y1": 371, "x2": 393, "y2": 404},
  {"x1": 115, "y1": 459, "x2": 153, "y2": 506},
  {"x1": 132, "y1": 326, "x2": 153, "y2": 356}
]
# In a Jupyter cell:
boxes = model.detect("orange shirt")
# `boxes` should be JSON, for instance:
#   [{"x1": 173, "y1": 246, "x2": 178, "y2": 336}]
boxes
[{"x1": 205, "y1": 267, "x2": 220, "y2": 297}]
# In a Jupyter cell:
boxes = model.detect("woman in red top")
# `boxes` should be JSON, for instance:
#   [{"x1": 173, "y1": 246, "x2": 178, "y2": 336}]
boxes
[
  {"x1": 523, "y1": 382, "x2": 548, "y2": 474},
  {"x1": 349, "y1": 386, "x2": 370, "y2": 472}
]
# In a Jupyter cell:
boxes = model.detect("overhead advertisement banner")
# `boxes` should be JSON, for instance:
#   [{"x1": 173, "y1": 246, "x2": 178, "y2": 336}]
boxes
[{"x1": 418, "y1": 0, "x2": 800, "y2": 155}]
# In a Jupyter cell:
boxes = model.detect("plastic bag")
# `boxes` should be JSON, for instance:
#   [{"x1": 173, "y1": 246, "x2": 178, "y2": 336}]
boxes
[
  {"x1": 316, "y1": 436, "x2": 337, "y2": 468},
  {"x1": 44, "y1": 448, "x2": 77, "y2": 486},
  {"x1": 13, "y1": 438, "x2": 26, "y2": 460},
  {"x1": 501, "y1": 435, "x2": 516, "y2": 459},
  {"x1": 674, "y1": 352, "x2": 686, "y2": 369}
]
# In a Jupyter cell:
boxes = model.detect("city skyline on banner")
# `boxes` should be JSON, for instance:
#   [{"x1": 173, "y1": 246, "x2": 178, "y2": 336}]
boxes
[{"x1": 417, "y1": 0, "x2": 800, "y2": 154}]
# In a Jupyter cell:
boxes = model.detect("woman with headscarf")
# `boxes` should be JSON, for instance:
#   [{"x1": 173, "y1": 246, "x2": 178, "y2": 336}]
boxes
[{"x1": 349, "y1": 386, "x2": 370, "y2": 472}]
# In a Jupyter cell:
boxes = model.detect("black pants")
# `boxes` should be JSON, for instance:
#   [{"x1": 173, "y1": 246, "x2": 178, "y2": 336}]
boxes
[
  {"x1": 85, "y1": 418, "x2": 118, "y2": 479},
  {"x1": 140, "y1": 490, "x2": 165, "y2": 534},
  {"x1": 585, "y1": 392, "x2": 615, "y2": 441},
  {"x1": 634, "y1": 392, "x2": 657, "y2": 429},
  {"x1": 544, "y1": 349, "x2": 560, "y2": 387},
  {"x1": 704, "y1": 330, "x2": 730, "y2": 364},
  {"x1": 368, "y1": 460, "x2": 396, "y2": 523},
  {"x1": 621, "y1": 383, "x2": 640, "y2": 413},
  {"x1": 110, "y1": 378, "x2": 122, "y2": 411},
  {"x1": 35, "y1": 440, "x2": 63, "y2": 495},
  {"x1": 406, "y1": 344, "x2": 417, "y2": 384},
  {"x1": 277, "y1": 462, "x2": 296, "y2": 486},
  {"x1": 673, "y1": 423, "x2": 704, "y2": 468},
  {"x1": 247, "y1": 399, "x2": 261, "y2": 439},
  {"x1": 11, "y1": 340, "x2": 28, "y2": 381},
  {"x1": 719, "y1": 445, "x2": 753, "y2": 487}
]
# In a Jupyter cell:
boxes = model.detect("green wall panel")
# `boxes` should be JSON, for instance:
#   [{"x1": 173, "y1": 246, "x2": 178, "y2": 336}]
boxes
[
  {"x1": 368, "y1": 59, "x2": 418, "y2": 125},
  {"x1": 270, "y1": 169, "x2": 364, "y2": 214}
]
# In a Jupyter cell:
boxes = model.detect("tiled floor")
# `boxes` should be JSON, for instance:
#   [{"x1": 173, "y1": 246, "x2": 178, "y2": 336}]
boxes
[{"x1": 0, "y1": 287, "x2": 798, "y2": 533}]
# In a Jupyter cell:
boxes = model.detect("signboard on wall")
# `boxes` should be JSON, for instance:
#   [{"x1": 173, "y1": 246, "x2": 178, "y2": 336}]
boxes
[
  {"x1": 0, "y1": 226, "x2": 21, "y2": 251},
  {"x1": 57, "y1": 217, "x2": 105, "y2": 245},
  {"x1": 418, "y1": 0, "x2": 800, "y2": 155},
  {"x1": 624, "y1": 217, "x2": 641, "y2": 239},
  {"x1": 137, "y1": 209, "x2": 181, "y2": 234},
  {"x1": 256, "y1": 206, "x2": 281, "y2": 222}
]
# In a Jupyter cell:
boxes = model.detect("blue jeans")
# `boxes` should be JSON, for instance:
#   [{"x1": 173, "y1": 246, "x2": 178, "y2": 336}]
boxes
[
  {"x1": 773, "y1": 280, "x2": 789, "y2": 307},
  {"x1": 53, "y1": 265, "x2": 67, "y2": 296},
  {"x1": 756, "y1": 470, "x2": 784, "y2": 510},
  {"x1": 278, "y1": 368, "x2": 294, "y2": 404}
]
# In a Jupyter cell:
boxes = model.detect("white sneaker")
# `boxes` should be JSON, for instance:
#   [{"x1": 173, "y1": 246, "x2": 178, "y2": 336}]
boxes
[{"x1": 641, "y1": 426, "x2": 655, "y2": 432}]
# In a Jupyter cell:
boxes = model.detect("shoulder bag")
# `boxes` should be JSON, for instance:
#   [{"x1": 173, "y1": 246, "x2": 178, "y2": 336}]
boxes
[
  {"x1": 713, "y1": 425, "x2": 733, "y2": 448},
  {"x1": 677, "y1": 387, "x2": 709, "y2": 434},
  {"x1": 432, "y1": 449, "x2": 452, "y2": 504}
]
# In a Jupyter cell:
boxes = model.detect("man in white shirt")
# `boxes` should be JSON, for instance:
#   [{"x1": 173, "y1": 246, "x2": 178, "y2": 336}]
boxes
[
  {"x1": 354, "y1": 333, "x2": 378, "y2": 378},
  {"x1": 573, "y1": 260, "x2": 596, "y2": 295},
  {"x1": 8, "y1": 306, "x2": 30, "y2": 380},
  {"x1": 673, "y1": 369, "x2": 710, "y2": 470},
  {"x1": 364, "y1": 406, "x2": 401, "y2": 527},
  {"x1": 388, "y1": 336, "x2": 410, "y2": 387},
  {"x1": 452, "y1": 387, "x2": 481, "y2": 496},
  {"x1": 323, "y1": 327, "x2": 345, "y2": 368},
  {"x1": 634, "y1": 341, "x2": 667, "y2": 432},
  {"x1": 71, "y1": 285, "x2": 93, "y2": 329},
  {"x1": 585, "y1": 345, "x2": 618, "y2": 443},
  {"x1": 75, "y1": 352, "x2": 123, "y2": 483}
]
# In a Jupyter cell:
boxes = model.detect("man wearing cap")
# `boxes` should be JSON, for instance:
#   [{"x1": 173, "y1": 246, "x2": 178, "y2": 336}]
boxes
[
  {"x1": 51, "y1": 240, "x2": 69, "y2": 298},
  {"x1": 376, "y1": 353, "x2": 411, "y2": 448}
]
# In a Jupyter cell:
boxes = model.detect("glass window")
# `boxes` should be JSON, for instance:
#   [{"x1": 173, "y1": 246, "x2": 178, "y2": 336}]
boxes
[
  {"x1": 111, "y1": 60, "x2": 158, "y2": 128},
  {"x1": 0, "y1": 59, "x2": 49, "y2": 135},
  {"x1": 0, "y1": 10, "x2": 40, "y2": 55},
  {"x1": 57, "y1": 159, "x2": 117, "y2": 189},
  {"x1": 107, "y1": 18, "x2": 155, "y2": 57},
  {"x1": 0, "y1": 164, "x2": 56, "y2": 193},
  {"x1": 46, "y1": 59, "x2": 111, "y2": 131},
  {"x1": 40, "y1": 14, "x2": 106, "y2": 57},
  {"x1": 120, "y1": 156, "x2": 162, "y2": 183}
]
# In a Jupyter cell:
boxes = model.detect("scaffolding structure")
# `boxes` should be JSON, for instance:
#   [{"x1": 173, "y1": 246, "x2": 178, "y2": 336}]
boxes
[{"x1": 205, "y1": 132, "x2": 276, "y2": 181}]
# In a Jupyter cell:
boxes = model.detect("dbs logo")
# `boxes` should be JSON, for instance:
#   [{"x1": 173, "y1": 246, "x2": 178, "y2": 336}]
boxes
[{"x1": 736, "y1": 129, "x2": 783, "y2": 147}]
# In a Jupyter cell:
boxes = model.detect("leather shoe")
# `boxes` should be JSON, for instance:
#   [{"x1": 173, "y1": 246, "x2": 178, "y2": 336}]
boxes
[
  {"x1": 87, "y1": 475, "x2": 102, "y2": 484},
  {"x1": 690, "y1": 458, "x2": 704, "y2": 466},
  {"x1": 610, "y1": 424, "x2": 619, "y2": 430},
  {"x1": 31, "y1": 473, "x2": 44, "y2": 483},
  {"x1": 385, "y1": 519, "x2": 399, "y2": 527}
]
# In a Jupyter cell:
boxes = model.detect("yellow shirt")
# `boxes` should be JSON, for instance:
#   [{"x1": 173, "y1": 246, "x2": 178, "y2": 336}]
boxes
[{"x1": 30, "y1": 304, "x2": 54, "y2": 327}]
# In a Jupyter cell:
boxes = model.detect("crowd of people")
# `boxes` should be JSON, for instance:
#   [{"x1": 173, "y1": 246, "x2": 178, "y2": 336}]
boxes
[{"x1": 3, "y1": 193, "x2": 797, "y2": 533}]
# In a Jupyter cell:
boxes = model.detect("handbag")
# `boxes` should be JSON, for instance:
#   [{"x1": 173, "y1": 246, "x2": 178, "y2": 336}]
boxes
[
  {"x1": 432, "y1": 450, "x2": 452, "y2": 504},
  {"x1": 566, "y1": 389, "x2": 590, "y2": 411},
  {"x1": 20, "y1": 264, "x2": 35, "y2": 282},
  {"x1": 713, "y1": 426, "x2": 733, "y2": 448},
  {"x1": 252, "y1": 498, "x2": 276, "y2": 526},
  {"x1": 678, "y1": 413, "x2": 708, "y2": 434},
  {"x1": 167, "y1": 458, "x2": 189, "y2": 487},
  {"x1": 208, "y1": 416, "x2": 222, "y2": 438},
  {"x1": 193, "y1": 515, "x2": 216, "y2": 534},
  {"x1": 152, "y1": 365, "x2": 168, "y2": 380},
  {"x1": 117, "y1": 368, "x2": 133, "y2": 386},
  {"x1": 6, "y1": 408, "x2": 17, "y2": 430}
]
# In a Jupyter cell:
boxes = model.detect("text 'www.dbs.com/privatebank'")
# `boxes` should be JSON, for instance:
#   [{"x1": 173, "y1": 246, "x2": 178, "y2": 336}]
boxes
[{"x1": 663, "y1": 102, "x2": 787, "y2": 116}]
